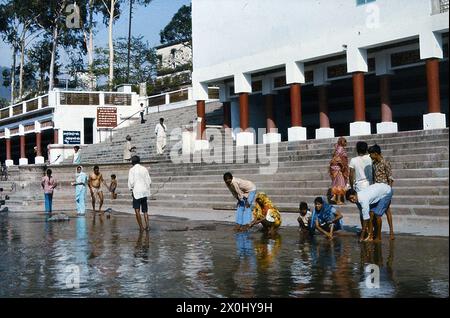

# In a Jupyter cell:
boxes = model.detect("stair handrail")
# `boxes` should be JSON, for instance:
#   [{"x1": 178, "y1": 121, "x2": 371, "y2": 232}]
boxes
[{"x1": 106, "y1": 107, "x2": 144, "y2": 142}]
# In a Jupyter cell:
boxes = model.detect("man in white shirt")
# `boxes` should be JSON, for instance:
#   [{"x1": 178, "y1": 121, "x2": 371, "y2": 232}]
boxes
[
  {"x1": 223, "y1": 172, "x2": 257, "y2": 231},
  {"x1": 155, "y1": 118, "x2": 167, "y2": 155},
  {"x1": 349, "y1": 141, "x2": 373, "y2": 228},
  {"x1": 128, "y1": 155, "x2": 152, "y2": 231},
  {"x1": 349, "y1": 141, "x2": 373, "y2": 192},
  {"x1": 346, "y1": 183, "x2": 393, "y2": 242}
]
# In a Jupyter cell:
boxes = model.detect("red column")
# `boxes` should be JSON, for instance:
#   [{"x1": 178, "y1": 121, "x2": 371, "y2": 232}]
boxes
[
  {"x1": 5, "y1": 138, "x2": 11, "y2": 160},
  {"x1": 53, "y1": 129, "x2": 59, "y2": 144},
  {"x1": 196, "y1": 100, "x2": 206, "y2": 140},
  {"x1": 353, "y1": 72, "x2": 366, "y2": 121},
  {"x1": 318, "y1": 86, "x2": 330, "y2": 128},
  {"x1": 239, "y1": 93, "x2": 249, "y2": 131},
  {"x1": 290, "y1": 83, "x2": 302, "y2": 126},
  {"x1": 265, "y1": 94, "x2": 276, "y2": 133},
  {"x1": 222, "y1": 101, "x2": 231, "y2": 129},
  {"x1": 36, "y1": 132, "x2": 42, "y2": 156},
  {"x1": 426, "y1": 58, "x2": 441, "y2": 113},
  {"x1": 380, "y1": 75, "x2": 393, "y2": 122},
  {"x1": 20, "y1": 135, "x2": 25, "y2": 158}
]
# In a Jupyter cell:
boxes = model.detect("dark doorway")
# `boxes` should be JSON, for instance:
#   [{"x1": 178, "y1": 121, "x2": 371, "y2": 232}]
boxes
[{"x1": 84, "y1": 118, "x2": 95, "y2": 144}]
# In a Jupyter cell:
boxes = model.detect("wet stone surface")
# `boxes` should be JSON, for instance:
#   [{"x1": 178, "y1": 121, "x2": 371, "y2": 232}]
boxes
[{"x1": 0, "y1": 211, "x2": 448, "y2": 298}]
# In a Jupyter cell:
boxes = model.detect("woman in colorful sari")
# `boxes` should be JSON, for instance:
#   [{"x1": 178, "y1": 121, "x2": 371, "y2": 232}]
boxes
[
  {"x1": 329, "y1": 137, "x2": 349, "y2": 205},
  {"x1": 72, "y1": 166, "x2": 88, "y2": 216},
  {"x1": 310, "y1": 196, "x2": 343, "y2": 240},
  {"x1": 249, "y1": 192, "x2": 282, "y2": 235}
]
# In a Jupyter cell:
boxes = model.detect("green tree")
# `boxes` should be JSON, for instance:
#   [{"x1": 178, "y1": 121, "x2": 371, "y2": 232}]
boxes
[
  {"x1": 0, "y1": 97, "x2": 9, "y2": 108},
  {"x1": 34, "y1": 0, "x2": 87, "y2": 91},
  {"x1": 93, "y1": 36, "x2": 157, "y2": 87},
  {"x1": 27, "y1": 38, "x2": 60, "y2": 93},
  {"x1": 160, "y1": 4, "x2": 192, "y2": 48}
]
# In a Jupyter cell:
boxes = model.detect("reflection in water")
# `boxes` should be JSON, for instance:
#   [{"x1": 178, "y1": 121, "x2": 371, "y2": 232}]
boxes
[
  {"x1": 233, "y1": 232, "x2": 257, "y2": 297},
  {"x1": 182, "y1": 235, "x2": 218, "y2": 297},
  {"x1": 358, "y1": 241, "x2": 396, "y2": 297},
  {"x1": 0, "y1": 212, "x2": 448, "y2": 297}
]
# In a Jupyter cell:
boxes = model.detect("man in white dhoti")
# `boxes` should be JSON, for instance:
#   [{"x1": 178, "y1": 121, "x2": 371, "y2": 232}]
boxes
[{"x1": 155, "y1": 118, "x2": 167, "y2": 155}]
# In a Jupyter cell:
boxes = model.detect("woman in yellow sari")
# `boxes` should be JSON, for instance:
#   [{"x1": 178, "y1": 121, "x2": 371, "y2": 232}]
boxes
[{"x1": 249, "y1": 192, "x2": 282, "y2": 235}]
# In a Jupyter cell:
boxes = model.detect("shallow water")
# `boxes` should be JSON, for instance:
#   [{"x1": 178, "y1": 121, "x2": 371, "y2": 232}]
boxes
[{"x1": 0, "y1": 211, "x2": 448, "y2": 298}]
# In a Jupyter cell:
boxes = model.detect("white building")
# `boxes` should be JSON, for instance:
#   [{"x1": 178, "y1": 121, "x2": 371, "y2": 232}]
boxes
[
  {"x1": 191, "y1": 0, "x2": 449, "y2": 146},
  {"x1": 0, "y1": 85, "x2": 140, "y2": 166},
  {"x1": 156, "y1": 41, "x2": 192, "y2": 82}
]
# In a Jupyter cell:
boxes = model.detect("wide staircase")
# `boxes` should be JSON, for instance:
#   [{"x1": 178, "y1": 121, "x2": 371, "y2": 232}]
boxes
[
  {"x1": 3, "y1": 128, "x2": 448, "y2": 227},
  {"x1": 68, "y1": 101, "x2": 224, "y2": 164}
]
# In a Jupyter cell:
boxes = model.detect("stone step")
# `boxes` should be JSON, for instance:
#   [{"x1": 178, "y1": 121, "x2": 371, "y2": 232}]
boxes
[
  {"x1": 149, "y1": 193, "x2": 448, "y2": 206},
  {"x1": 80, "y1": 138, "x2": 448, "y2": 161},
  {"x1": 14, "y1": 197, "x2": 449, "y2": 218},
  {"x1": 78, "y1": 127, "x2": 448, "y2": 164},
  {"x1": 144, "y1": 168, "x2": 449, "y2": 182},
  {"x1": 147, "y1": 160, "x2": 448, "y2": 176}
]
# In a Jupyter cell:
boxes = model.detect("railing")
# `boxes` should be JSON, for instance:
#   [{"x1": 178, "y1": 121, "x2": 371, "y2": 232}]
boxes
[
  {"x1": 431, "y1": 0, "x2": 449, "y2": 14},
  {"x1": 144, "y1": 86, "x2": 220, "y2": 109},
  {"x1": 0, "y1": 94, "x2": 49, "y2": 121},
  {"x1": 60, "y1": 92, "x2": 99, "y2": 105},
  {"x1": 102, "y1": 86, "x2": 220, "y2": 142}
]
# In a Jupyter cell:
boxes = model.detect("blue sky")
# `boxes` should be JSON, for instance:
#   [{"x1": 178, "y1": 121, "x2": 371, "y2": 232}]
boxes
[{"x1": 0, "y1": 0, "x2": 191, "y2": 68}]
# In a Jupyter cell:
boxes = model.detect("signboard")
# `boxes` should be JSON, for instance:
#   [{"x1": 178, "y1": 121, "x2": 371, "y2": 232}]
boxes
[
  {"x1": 97, "y1": 107, "x2": 117, "y2": 128},
  {"x1": 63, "y1": 131, "x2": 81, "y2": 145}
]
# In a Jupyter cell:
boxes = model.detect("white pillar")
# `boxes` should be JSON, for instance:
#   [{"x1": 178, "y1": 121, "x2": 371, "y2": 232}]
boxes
[{"x1": 423, "y1": 113, "x2": 447, "y2": 130}]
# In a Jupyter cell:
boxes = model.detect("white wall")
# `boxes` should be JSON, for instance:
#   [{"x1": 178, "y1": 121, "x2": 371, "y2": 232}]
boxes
[
  {"x1": 53, "y1": 103, "x2": 139, "y2": 145},
  {"x1": 192, "y1": 0, "x2": 449, "y2": 83}
]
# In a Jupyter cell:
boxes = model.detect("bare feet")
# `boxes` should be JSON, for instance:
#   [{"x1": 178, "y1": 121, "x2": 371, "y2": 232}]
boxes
[
  {"x1": 389, "y1": 233, "x2": 395, "y2": 240},
  {"x1": 241, "y1": 225, "x2": 250, "y2": 232}
]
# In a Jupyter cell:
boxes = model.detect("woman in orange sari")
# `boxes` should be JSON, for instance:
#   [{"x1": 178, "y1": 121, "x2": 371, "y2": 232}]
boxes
[
  {"x1": 249, "y1": 192, "x2": 282, "y2": 235},
  {"x1": 329, "y1": 137, "x2": 349, "y2": 205}
]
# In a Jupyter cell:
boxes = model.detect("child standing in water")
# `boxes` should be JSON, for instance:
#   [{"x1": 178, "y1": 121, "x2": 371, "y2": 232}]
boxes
[{"x1": 109, "y1": 174, "x2": 118, "y2": 199}]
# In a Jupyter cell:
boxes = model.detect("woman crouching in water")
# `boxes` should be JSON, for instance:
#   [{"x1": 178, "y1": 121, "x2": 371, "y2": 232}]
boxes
[{"x1": 249, "y1": 192, "x2": 281, "y2": 236}]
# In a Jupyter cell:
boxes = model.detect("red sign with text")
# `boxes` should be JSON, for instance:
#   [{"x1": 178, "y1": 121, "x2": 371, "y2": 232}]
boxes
[{"x1": 97, "y1": 107, "x2": 117, "y2": 128}]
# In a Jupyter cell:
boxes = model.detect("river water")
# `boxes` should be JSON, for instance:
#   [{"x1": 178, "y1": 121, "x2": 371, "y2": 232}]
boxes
[{"x1": 0, "y1": 211, "x2": 448, "y2": 298}]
